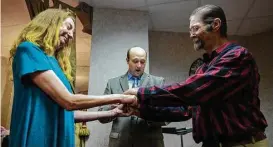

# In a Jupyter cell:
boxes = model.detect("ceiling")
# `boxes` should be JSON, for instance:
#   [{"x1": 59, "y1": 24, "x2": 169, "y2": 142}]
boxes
[{"x1": 79, "y1": 0, "x2": 273, "y2": 36}]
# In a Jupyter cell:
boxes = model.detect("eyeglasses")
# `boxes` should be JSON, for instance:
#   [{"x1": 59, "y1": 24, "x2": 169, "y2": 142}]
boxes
[{"x1": 189, "y1": 26, "x2": 201, "y2": 34}]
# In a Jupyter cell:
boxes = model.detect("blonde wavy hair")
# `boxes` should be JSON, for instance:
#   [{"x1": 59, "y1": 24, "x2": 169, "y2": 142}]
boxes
[{"x1": 9, "y1": 9, "x2": 76, "y2": 81}]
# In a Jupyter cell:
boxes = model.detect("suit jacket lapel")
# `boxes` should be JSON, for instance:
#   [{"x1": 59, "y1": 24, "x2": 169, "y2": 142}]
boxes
[
  {"x1": 140, "y1": 72, "x2": 149, "y2": 87},
  {"x1": 119, "y1": 73, "x2": 129, "y2": 92}
]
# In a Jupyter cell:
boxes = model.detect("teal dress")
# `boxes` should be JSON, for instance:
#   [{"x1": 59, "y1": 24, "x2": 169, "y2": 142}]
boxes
[{"x1": 9, "y1": 41, "x2": 75, "y2": 147}]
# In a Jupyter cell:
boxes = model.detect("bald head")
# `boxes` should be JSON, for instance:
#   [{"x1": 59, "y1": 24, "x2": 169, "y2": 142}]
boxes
[
  {"x1": 126, "y1": 47, "x2": 147, "y2": 61},
  {"x1": 126, "y1": 47, "x2": 147, "y2": 77}
]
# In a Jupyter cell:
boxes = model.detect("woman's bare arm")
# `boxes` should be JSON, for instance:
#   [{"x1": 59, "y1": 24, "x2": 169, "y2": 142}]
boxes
[
  {"x1": 31, "y1": 70, "x2": 135, "y2": 110},
  {"x1": 74, "y1": 104, "x2": 130, "y2": 122},
  {"x1": 74, "y1": 111, "x2": 115, "y2": 122}
]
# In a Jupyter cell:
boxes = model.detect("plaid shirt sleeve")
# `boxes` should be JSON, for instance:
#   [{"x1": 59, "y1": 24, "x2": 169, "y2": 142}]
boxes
[
  {"x1": 137, "y1": 47, "x2": 252, "y2": 107},
  {"x1": 140, "y1": 106, "x2": 192, "y2": 122}
]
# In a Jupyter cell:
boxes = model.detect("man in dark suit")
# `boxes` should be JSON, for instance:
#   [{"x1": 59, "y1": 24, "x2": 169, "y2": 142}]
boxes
[{"x1": 98, "y1": 47, "x2": 166, "y2": 147}]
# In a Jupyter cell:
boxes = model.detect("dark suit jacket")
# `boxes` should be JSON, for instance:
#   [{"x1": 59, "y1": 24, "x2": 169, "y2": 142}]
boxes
[{"x1": 99, "y1": 72, "x2": 165, "y2": 147}]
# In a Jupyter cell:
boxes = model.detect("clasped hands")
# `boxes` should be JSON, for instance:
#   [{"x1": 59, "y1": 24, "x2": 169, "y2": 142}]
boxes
[{"x1": 110, "y1": 88, "x2": 140, "y2": 117}]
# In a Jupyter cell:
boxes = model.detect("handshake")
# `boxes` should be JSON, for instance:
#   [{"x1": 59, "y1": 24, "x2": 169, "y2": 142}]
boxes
[{"x1": 109, "y1": 88, "x2": 141, "y2": 117}]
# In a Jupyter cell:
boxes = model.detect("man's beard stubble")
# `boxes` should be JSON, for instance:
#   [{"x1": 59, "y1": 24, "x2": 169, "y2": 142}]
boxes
[
  {"x1": 193, "y1": 24, "x2": 212, "y2": 51},
  {"x1": 193, "y1": 39, "x2": 205, "y2": 51}
]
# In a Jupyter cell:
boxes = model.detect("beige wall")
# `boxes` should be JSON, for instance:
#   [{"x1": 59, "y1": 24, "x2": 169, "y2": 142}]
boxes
[
  {"x1": 1, "y1": 0, "x2": 30, "y2": 128},
  {"x1": 149, "y1": 31, "x2": 273, "y2": 147},
  {"x1": 247, "y1": 32, "x2": 273, "y2": 147}
]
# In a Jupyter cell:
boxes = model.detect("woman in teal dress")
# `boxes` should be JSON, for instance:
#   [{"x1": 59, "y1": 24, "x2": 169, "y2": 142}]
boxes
[{"x1": 9, "y1": 9, "x2": 135, "y2": 147}]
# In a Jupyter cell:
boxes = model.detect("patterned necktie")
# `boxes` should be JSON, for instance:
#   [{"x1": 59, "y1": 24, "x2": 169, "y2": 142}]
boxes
[{"x1": 132, "y1": 77, "x2": 139, "y2": 88}]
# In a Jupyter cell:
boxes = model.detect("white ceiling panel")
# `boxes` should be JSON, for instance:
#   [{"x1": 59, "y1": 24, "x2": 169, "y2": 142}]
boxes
[
  {"x1": 236, "y1": 16, "x2": 273, "y2": 36},
  {"x1": 79, "y1": 0, "x2": 146, "y2": 9},
  {"x1": 247, "y1": 0, "x2": 273, "y2": 18},
  {"x1": 151, "y1": 14, "x2": 186, "y2": 29},
  {"x1": 131, "y1": 6, "x2": 149, "y2": 11},
  {"x1": 149, "y1": 0, "x2": 198, "y2": 28},
  {"x1": 146, "y1": 0, "x2": 182, "y2": 6},
  {"x1": 201, "y1": 0, "x2": 254, "y2": 20},
  {"x1": 81, "y1": 0, "x2": 273, "y2": 35},
  {"x1": 149, "y1": 0, "x2": 197, "y2": 16}
]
